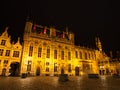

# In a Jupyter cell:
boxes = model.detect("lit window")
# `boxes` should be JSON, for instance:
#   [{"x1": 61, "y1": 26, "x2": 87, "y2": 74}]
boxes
[
  {"x1": 54, "y1": 63, "x2": 57, "y2": 72},
  {"x1": 4, "y1": 60, "x2": 8, "y2": 64},
  {"x1": 5, "y1": 50, "x2": 10, "y2": 56},
  {"x1": 27, "y1": 61, "x2": 32, "y2": 71},
  {"x1": 1, "y1": 40, "x2": 6, "y2": 45},
  {"x1": 13, "y1": 51, "x2": 19, "y2": 57},
  {"x1": 0, "y1": 49, "x2": 4, "y2": 56}
]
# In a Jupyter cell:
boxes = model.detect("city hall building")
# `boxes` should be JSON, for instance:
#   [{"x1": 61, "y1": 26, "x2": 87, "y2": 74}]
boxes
[{"x1": 0, "y1": 19, "x2": 111, "y2": 76}]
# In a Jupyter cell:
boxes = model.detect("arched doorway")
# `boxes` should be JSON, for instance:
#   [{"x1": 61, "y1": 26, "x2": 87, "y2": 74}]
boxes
[
  {"x1": 75, "y1": 67, "x2": 80, "y2": 76},
  {"x1": 36, "y1": 67, "x2": 40, "y2": 76},
  {"x1": 9, "y1": 62, "x2": 20, "y2": 76},
  {"x1": 99, "y1": 70, "x2": 105, "y2": 75},
  {"x1": 2, "y1": 68, "x2": 6, "y2": 76},
  {"x1": 83, "y1": 63, "x2": 91, "y2": 74}
]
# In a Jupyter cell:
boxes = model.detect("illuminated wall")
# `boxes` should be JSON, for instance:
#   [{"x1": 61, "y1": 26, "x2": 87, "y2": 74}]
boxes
[
  {"x1": 20, "y1": 20, "x2": 99, "y2": 76},
  {"x1": 0, "y1": 27, "x2": 22, "y2": 76},
  {"x1": 0, "y1": 20, "x2": 111, "y2": 76}
]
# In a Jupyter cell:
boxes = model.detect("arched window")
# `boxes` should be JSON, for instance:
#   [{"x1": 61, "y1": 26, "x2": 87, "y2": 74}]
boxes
[
  {"x1": 68, "y1": 64, "x2": 72, "y2": 72},
  {"x1": 61, "y1": 51, "x2": 64, "y2": 60},
  {"x1": 38, "y1": 46, "x2": 42, "y2": 57},
  {"x1": 88, "y1": 53, "x2": 91, "y2": 59},
  {"x1": 54, "y1": 63, "x2": 57, "y2": 72},
  {"x1": 46, "y1": 47, "x2": 50, "y2": 58},
  {"x1": 54, "y1": 50, "x2": 57, "y2": 59},
  {"x1": 29, "y1": 45, "x2": 33, "y2": 56},
  {"x1": 79, "y1": 51, "x2": 82, "y2": 59},
  {"x1": 85, "y1": 52, "x2": 87, "y2": 60},
  {"x1": 68, "y1": 51, "x2": 71, "y2": 60},
  {"x1": 46, "y1": 67, "x2": 49, "y2": 72},
  {"x1": 75, "y1": 51, "x2": 78, "y2": 58}
]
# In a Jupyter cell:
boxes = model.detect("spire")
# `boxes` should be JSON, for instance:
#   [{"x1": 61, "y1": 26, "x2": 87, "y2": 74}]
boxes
[
  {"x1": 5, "y1": 27, "x2": 9, "y2": 32},
  {"x1": 1, "y1": 27, "x2": 9, "y2": 37},
  {"x1": 17, "y1": 37, "x2": 20, "y2": 43},
  {"x1": 95, "y1": 37, "x2": 102, "y2": 52}
]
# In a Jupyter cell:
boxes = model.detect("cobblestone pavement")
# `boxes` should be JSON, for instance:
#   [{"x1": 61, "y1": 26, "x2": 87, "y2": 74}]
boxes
[{"x1": 0, "y1": 76, "x2": 120, "y2": 90}]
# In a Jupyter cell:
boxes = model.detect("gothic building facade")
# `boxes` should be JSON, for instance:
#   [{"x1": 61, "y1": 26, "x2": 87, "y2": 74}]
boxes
[
  {"x1": 0, "y1": 20, "x2": 111, "y2": 76},
  {"x1": 0, "y1": 27, "x2": 22, "y2": 76}
]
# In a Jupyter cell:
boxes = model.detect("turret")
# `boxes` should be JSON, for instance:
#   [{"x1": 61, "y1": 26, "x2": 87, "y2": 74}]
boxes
[
  {"x1": 68, "y1": 31, "x2": 74, "y2": 43},
  {"x1": 24, "y1": 16, "x2": 33, "y2": 34}
]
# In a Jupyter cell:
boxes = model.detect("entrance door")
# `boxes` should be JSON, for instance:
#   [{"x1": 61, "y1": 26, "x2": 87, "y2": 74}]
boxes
[
  {"x1": 9, "y1": 62, "x2": 20, "y2": 76},
  {"x1": 61, "y1": 68, "x2": 64, "y2": 74},
  {"x1": 36, "y1": 67, "x2": 40, "y2": 76},
  {"x1": 2, "y1": 68, "x2": 6, "y2": 76},
  {"x1": 75, "y1": 67, "x2": 80, "y2": 76},
  {"x1": 83, "y1": 64, "x2": 90, "y2": 74}
]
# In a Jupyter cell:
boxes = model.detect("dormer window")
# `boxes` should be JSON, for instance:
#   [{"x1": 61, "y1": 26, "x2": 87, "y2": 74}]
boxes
[{"x1": 1, "y1": 40, "x2": 6, "y2": 45}]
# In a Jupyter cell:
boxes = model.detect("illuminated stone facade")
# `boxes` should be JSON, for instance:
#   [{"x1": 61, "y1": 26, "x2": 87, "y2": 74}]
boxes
[
  {"x1": 0, "y1": 20, "x2": 111, "y2": 76},
  {"x1": 20, "y1": 20, "x2": 105, "y2": 76},
  {"x1": 0, "y1": 27, "x2": 22, "y2": 76}
]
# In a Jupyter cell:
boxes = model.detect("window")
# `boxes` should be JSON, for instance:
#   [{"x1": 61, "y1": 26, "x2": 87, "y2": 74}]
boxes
[
  {"x1": 54, "y1": 50, "x2": 57, "y2": 59},
  {"x1": 75, "y1": 51, "x2": 78, "y2": 58},
  {"x1": 61, "y1": 51, "x2": 64, "y2": 60},
  {"x1": 68, "y1": 52, "x2": 71, "y2": 60},
  {"x1": 29, "y1": 45, "x2": 33, "y2": 56},
  {"x1": 5, "y1": 50, "x2": 10, "y2": 56},
  {"x1": 46, "y1": 62, "x2": 49, "y2": 66},
  {"x1": 79, "y1": 51, "x2": 82, "y2": 59},
  {"x1": 88, "y1": 53, "x2": 90, "y2": 59},
  {"x1": 0, "y1": 49, "x2": 4, "y2": 56},
  {"x1": 46, "y1": 48, "x2": 50, "y2": 58},
  {"x1": 27, "y1": 61, "x2": 32, "y2": 71},
  {"x1": 4, "y1": 60, "x2": 8, "y2": 64},
  {"x1": 46, "y1": 67, "x2": 49, "y2": 72},
  {"x1": 13, "y1": 51, "x2": 19, "y2": 57},
  {"x1": 0, "y1": 60, "x2": 1, "y2": 65},
  {"x1": 68, "y1": 64, "x2": 72, "y2": 72},
  {"x1": 85, "y1": 52, "x2": 87, "y2": 59},
  {"x1": 94, "y1": 53, "x2": 96, "y2": 60},
  {"x1": 91, "y1": 53, "x2": 94, "y2": 60},
  {"x1": 1, "y1": 40, "x2": 6, "y2": 45},
  {"x1": 54, "y1": 63, "x2": 57, "y2": 72},
  {"x1": 38, "y1": 47, "x2": 42, "y2": 57}
]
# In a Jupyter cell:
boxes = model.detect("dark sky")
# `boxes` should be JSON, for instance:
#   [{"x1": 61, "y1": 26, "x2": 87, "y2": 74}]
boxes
[{"x1": 0, "y1": 0, "x2": 120, "y2": 56}]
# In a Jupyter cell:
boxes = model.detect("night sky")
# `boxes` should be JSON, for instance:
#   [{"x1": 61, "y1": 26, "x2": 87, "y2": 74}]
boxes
[{"x1": 0, "y1": 0, "x2": 120, "y2": 56}]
